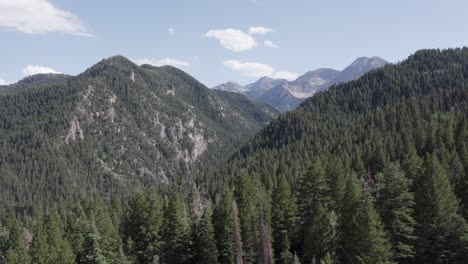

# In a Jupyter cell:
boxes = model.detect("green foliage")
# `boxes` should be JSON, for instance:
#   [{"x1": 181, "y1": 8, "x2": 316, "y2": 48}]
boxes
[
  {"x1": 76, "y1": 228, "x2": 108, "y2": 264},
  {"x1": 121, "y1": 190, "x2": 163, "y2": 263},
  {"x1": 1, "y1": 48, "x2": 468, "y2": 263},
  {"x1": 271, "y1": 176, "x2": 297, "y2": 264},
  {"x1": 414, "y1": 154, "x2": 468, "y2": 263},
  {"x1": 193, "y1": 207, "x2": 218, "y2": 264},
  {"x1": 233, "y1": 172, "x2": 259, "y2": 263},
  {"x1": 161, "y1": 193, "x2": 191, "y2": 264},
  {"x1": 213, "y1": 187, "x2": 235, "y2": 264},
  {"x1": 0, "y1": 55, "x2": 278, "y2": 206},
  {"x1": 337, "y1": 176, "x2": 393, "y2": 264},
  {"x1": 375, "y1": 163, "x2": 416, "y2": 262}
]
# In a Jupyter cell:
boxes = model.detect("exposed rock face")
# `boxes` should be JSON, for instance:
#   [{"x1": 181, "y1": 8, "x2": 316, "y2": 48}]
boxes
[{"x1": 56, "y1": 55, "x2": 279, "y2": 186}]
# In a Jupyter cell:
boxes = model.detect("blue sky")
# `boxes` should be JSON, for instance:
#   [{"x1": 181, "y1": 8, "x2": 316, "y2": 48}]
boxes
[{"x1": 1, "y1": 0, "x2": 468, "y2": 87}]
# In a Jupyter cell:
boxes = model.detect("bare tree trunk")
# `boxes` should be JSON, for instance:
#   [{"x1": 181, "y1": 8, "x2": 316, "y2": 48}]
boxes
[
  {"x1": 233, "y1": 200, "x2": 244, "y2": 264},
  {"x1": 258, "y1": 203, "x2": 273, "y2": 264}
]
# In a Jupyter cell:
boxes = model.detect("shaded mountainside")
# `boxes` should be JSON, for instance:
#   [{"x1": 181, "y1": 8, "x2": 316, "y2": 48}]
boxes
[{"x1": 0, "y1": 55, "x2": 279, "y2": 204}]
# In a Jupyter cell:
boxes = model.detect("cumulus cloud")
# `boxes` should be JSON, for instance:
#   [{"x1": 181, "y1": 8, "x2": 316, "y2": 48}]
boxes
[
  {"x1": 272, "y1": 71, "x2": 299, "y2": 80},
  {"x1": 249, "y1": 26, "x2": 273, "y2": 35},
  {"x1": 0, "y1": 0, "x2": 92, "y2": 36},
  {"x1": 135, "y1": 58, "x2": 190, "y2": 68},
  {"x1": 224, "y1": 60, "x2": 298, "y2": 80},
  {"x1": 204, "y1": 29, "x2": 257, "y2": 52},
  {"x1": 22, "y1": 65, "x2": 59, "y2": 77},
  {"x1": 223, "y1": 60, "x2": 274, "y2": 77},
  {"x1": 264, "y1": 40, "x2": 279, "y2": 48},
  {"x1": 168, "y1": 27, "x2": 175, "y2": 35}
]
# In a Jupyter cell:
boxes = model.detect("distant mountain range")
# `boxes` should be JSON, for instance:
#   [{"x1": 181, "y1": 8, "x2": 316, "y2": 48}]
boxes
[{"x1": 213, "y1": 56, "x2": 388, "y2": 111}]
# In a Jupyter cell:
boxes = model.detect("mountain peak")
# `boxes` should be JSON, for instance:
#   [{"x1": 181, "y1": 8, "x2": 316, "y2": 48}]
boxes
[
  {"x1": 212, "y1": 81, "x2": 247, "y2": 93},
  {"x1": 83, "y1": 55, "x2": 139, "y2": 77}
]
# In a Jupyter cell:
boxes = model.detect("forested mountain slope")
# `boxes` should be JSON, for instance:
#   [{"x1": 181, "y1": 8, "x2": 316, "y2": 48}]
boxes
[
  {"x1": 1, "y1": 49, "x2": 467, "y2": 264},
  {"x1": 0, "y1": 56, "x2": 278, "y2": 205},
  {"x1": 200, "y1": 48, "x2": 468, "y2": 263}
]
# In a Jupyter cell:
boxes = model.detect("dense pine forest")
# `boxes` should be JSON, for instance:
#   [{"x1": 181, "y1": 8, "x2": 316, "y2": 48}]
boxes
[{"x1": 1, "y1": 48, "x2": 468, "y2": 263}]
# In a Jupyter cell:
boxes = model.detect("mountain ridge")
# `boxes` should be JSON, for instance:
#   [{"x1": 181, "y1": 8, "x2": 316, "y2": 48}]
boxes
[
  {"x1": 213, "y1": 56, "x2": 388, "y2": 111},
  {"x1": 0, "y1": 55, "x2": 279, "y2": 203}
]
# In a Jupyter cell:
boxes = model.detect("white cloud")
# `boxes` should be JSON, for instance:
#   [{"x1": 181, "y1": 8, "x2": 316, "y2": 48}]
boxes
[
  {"x1": 272, "y1": 71, "x2": 299, "y2": 80},
  {"x1": 0, "y1": 78, "x2": 8, "y2": 85},
  {"x1": 248, "y1": 26, "x2": 273, "y2": 35},
  {"x1": 168, "y1": 27, "x2": 175, "y2": 35},
  {"x1": 223, "y1": 60, "x2": 298, "y2": 80},
  {"x1": 204, "y1": 29, "x2": 257, "y2": 52},
  {"x1": 0, "y1": 0, "x2": 92, "y2": 36},
  {"x1": 135, "y1": 58, "x2": 190, "y2": 68},
  {"x1": 264, "y1": 40, "x2": 279, "y2": 48},
  {"x1": 22, "y1": 65, "x2": 59, "y2": 77}
]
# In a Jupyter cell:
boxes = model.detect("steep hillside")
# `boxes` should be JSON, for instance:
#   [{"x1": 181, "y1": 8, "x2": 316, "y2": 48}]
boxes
[
  {"x1": 203, "y1": 48, "x2": 468, "y2": 262},
  {"x1": 0, "y1": 56, "x2": 278, "y2": 204}
]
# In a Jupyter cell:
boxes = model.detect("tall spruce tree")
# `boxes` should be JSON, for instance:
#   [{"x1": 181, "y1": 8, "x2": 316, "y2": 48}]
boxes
[
  {"x1": 76, "y1": 225, "x2": 108, "y2": 264},
  {"x1": 161, "y1": 192, "x2": 191, "y2": 264},
  {"x1": 414, "y1": 154, "x2": 468, "y2": 263},
  {"x1": 337, "y1": 176, "x2": 393, "y2": 264},
  {"x1": 271, "y1": 176, "x2": 297, "y2": 264},
  {"x1": 375, "y1": 162, "x2": 416, "y2": 262},
  {"x1": 193, "y1": 207, "x2": 218, "y2": 264},
  {"x1": 44, "y1": 212, "x2": 75, "y2": 264},
  {"x1": 213, "y1": 187, "x2": 235, "y2": 264},
  {"x1": 296, "y1": 158, "x2": 334, "y2": 263},
  {"x1": 30, "y1": 219, "x2": 49, "y2": 264},
  {"x1": 234, "y1": 172, "x2": 259, "y2": 263},
  {"x1": 4, "y1": 217, "x2": 30, "y2": 264}
]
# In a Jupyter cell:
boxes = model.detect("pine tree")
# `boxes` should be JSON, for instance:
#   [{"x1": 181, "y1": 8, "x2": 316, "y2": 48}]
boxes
[
  {"x1": 94, "y1": 206, "x2": 129, "y2": 263},
  {"x1": 161, "y1": 192, "x2": 190, "y2": 264},
  {"x1": 375, "y1": 162, "x2": 416, "y2": 262},
  {"x1": 44, "y1": 212, "x2": 75, "y2": 264},
  {"x1": 337, "y1": 176, "x2": 393, "y2": 264},
  {"x1": 193, "y1": 207, "x2": 218, "y2": 264},
  {"x1": 213, "y1": 187, "x2": 235, "y2": 264},
  {"x1": 121, "y1": 190, "x2": 163, "y2": 263},
  {"x1": 414, "y1": 154, "x2": 468, "y2": 263},
  {"x1": 234, "y1": 172, "x2": 259, "y2": 263},
  {"x1": 30, "y1": 219, "x2": 49, "y2": 264},
  {"x1": 296, "y1": 158, "x2": 334, "y2": 263},
  {"x1": 4, "y1": 217, "x2": 30, "y2": 264},
  {"x1": 76, "y1": 225, "x2": 108, "y2": 264},
  {"x1": 271, "y1": 176, "x2": 296, "y2": 264}
]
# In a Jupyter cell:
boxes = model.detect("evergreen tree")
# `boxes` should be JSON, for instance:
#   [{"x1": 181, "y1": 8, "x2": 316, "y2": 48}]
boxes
[
  {"x1": 375, "y1": 162, "x2": 416, "y2": 262},
  {"x1": 213, "y1": 187, "x2": 235, "y2": 264},
  {"x1": 161, "y1": 192, "x2": 190, "y2": 264},
  {"x1": 296, "y1": 158, "x2": 334, "y2": 263},
  {"x1": 271, "y1": 176, "x2": 297, "y2": 264},
  {"x1": 337, "y1": 176, "x2": 393, "y2": 264},
  {"x1": 414, "y1": 154, "x2": 468, "y2": 263},
  {"x1": 44, "y1": 212, "x2": 75, "y2": 264},
  {"x1": 121, "y1": 190, "x2": 163, "y2": 263},
  {"x1": 234, "y1": 172, "x2": 259, "y2": 263},
  {"x1": 193, "y1": 207, "x2": 218, "y2": 264},
  {"x1": 30, "y1": 219, "x2": 49, "y2": 264},
  {"x1": 4, "y1": 217, "x2": 30, "y2": 264},
  {"x1": 76, "y1": 226, "x2": 108, "y2": 264}
]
